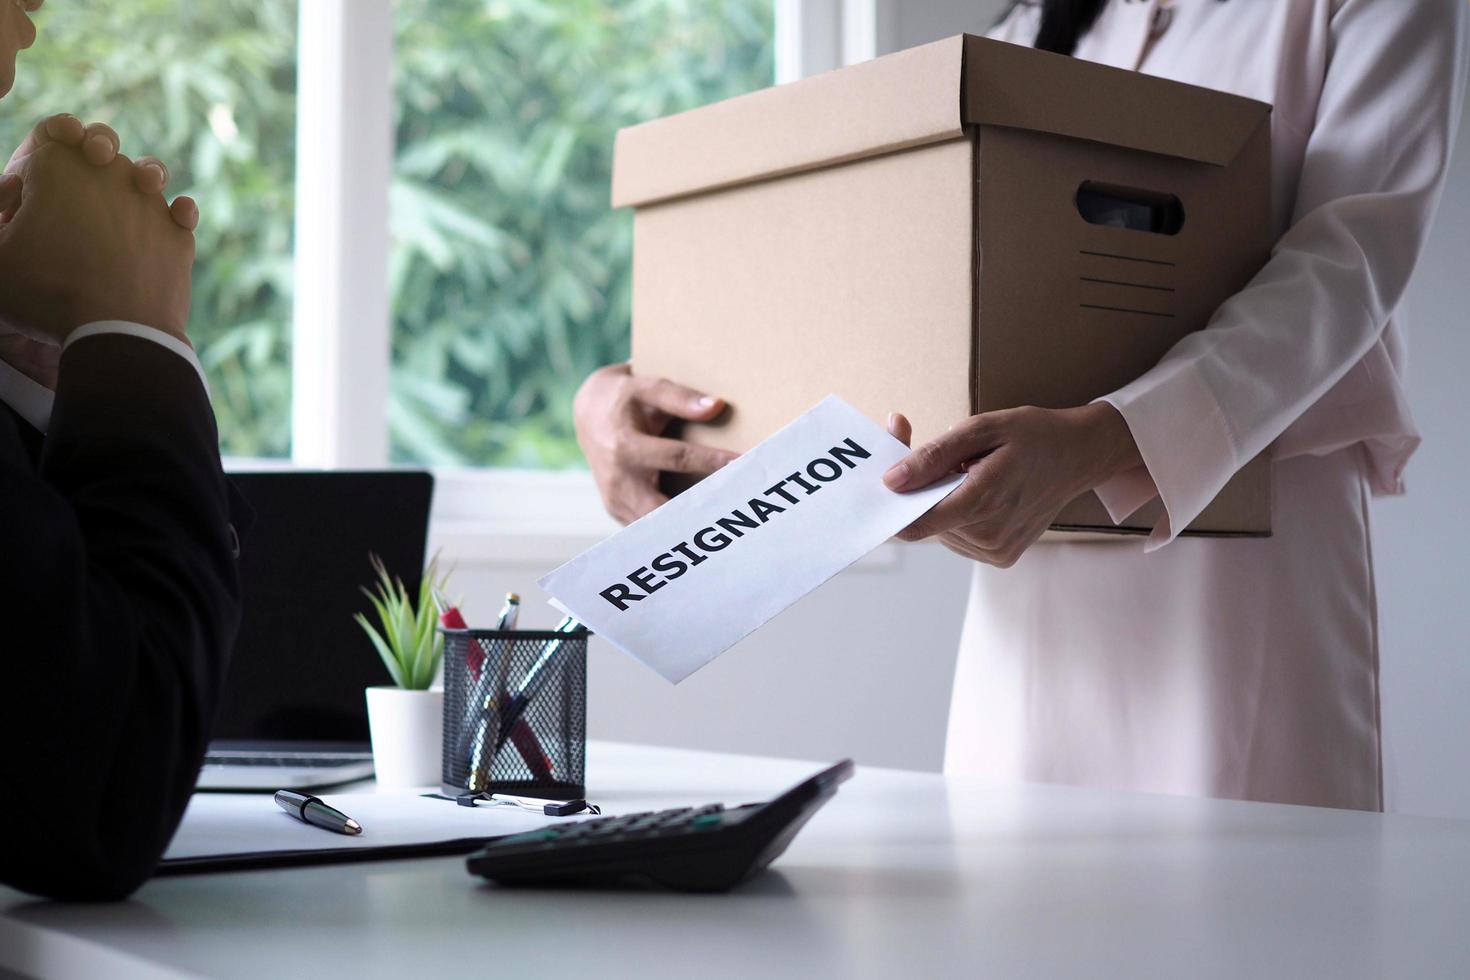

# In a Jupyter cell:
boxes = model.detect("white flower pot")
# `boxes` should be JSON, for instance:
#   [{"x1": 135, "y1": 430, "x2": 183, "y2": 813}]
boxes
[{"x1": 365, "y1": 686, "x2": 444, "y2": 789}]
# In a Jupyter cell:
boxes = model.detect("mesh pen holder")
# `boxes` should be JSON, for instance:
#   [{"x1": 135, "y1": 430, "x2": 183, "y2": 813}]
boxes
[{"x1": 440, "y1": 627, "x2": 588, "y2": 798}]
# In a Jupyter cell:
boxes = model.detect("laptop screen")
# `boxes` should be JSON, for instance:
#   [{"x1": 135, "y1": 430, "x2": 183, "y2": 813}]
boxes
[{"x1": 211, "y1": 471, "x2": 434, "y2": 744}]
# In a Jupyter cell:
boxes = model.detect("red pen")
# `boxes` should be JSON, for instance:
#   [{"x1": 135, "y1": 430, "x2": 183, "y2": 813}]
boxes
[{"x1": 438, "y1": 600, "x2": 479, "y2": 673}]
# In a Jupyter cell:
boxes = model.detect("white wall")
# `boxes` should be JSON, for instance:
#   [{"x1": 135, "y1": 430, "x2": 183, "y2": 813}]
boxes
[
  {"x1": 1374, "y1": 96, "x2": 1470, "y2": 820},
  {"x1": 436, "y1": 540, "x2": 973, "y2": 772},
  {"x1": 882, "y1": 0, "x2": 1006, "y2": 51},
  {"x1": 439, "y1": 0, "x2": 1470, "y2": 817}
]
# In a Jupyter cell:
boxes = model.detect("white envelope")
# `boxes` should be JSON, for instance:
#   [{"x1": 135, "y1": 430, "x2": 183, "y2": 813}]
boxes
[{"x1": 538, "y1": 396, "x2": 961, "y2": 683}]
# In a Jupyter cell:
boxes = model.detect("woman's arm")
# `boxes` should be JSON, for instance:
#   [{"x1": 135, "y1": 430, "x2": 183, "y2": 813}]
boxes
[{"x1": 1093, "y1": 0, "x2": 1468, "y2": 546}]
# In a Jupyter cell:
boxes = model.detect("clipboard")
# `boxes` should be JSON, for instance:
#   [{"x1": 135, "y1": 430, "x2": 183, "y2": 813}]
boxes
[
  {"x1": 158, "y1": 791, "x2": 589, "y2": 875},
  {"x1": 157, "y1": 836, "x2": 496, "y2": 876}
]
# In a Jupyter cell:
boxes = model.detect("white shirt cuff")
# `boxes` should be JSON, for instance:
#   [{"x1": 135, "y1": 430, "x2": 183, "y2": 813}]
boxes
[
  {"x1": 65, "y1": 321, "x2": 210, "y2": 396},
  {"x1": 0, "y1": 356, "x2": 55, "y2": 433},
  {"x1": 1090, "y1": 457, "x2": 1161, "y2": 526},
  {"x1": 1092, "y1": 363, "x2": 1239, "y2": 550}
]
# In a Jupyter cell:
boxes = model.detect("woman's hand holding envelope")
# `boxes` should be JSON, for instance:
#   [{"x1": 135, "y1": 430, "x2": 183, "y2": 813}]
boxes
[{"x1": 884, "y1": 404, "x2": 1142, "y2": 568}]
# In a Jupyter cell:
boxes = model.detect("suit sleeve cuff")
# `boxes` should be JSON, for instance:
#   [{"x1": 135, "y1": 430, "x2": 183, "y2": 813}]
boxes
[
  {"x1": 1094, "y1": 360, "x2": 1241, "y2": 550},
  {"x1": 65, "y1": 321, "x2": 209, "y2": 397}
]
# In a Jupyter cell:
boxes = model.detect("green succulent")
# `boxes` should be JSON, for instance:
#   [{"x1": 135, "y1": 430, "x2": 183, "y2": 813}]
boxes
[{"x1": 354, "y1": 554, "x2": 450, "y2": 691}]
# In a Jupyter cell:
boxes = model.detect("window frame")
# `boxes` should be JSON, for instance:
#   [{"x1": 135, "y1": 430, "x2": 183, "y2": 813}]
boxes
[
  {"x1": 285, "y1": 1, "x2": 880, "y2": 555},
  {"x1": 291, "y1": 0, "x2": 392, "y2": 470}
]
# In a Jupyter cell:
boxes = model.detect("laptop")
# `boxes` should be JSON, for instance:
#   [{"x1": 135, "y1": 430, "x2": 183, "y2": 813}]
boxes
[{"x1": 197, "y1": 470, "x2": 434, "y2": 791}]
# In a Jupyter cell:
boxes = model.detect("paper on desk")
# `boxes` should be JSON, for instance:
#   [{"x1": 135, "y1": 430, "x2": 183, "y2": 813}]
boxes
[
  {"x1": 163, "y1": 792, "x2": 583, "y2": 861},
  {"x1": 539, "y1": 396, "x2": 962, "y2": 683}
]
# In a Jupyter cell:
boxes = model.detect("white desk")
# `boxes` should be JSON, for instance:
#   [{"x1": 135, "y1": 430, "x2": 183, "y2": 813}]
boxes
[{"x1": 3, "y1": 741, "x2": 1469, "y2": 979}]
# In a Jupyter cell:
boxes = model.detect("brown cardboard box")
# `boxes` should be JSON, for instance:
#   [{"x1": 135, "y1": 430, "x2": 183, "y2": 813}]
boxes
[{"x1": 615, "y1": 35, "x2": 1273, "y2": 537}]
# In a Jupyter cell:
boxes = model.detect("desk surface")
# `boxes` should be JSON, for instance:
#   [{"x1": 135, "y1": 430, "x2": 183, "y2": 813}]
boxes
[{"x1": 4, "y1": 742, "x2": 1470, "y2": 979}]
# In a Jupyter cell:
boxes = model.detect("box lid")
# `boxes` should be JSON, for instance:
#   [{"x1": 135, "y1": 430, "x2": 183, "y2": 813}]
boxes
[
  {"x1": 612, "y1": 35, "x2": 1270, "y2": 209},
  {"x1": 962, "y1": 37, "x2": 1269, "y2": 168}
]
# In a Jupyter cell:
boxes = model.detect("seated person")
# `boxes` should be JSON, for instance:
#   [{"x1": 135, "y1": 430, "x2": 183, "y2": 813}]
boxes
[{"x1": 0, "y1": 0, "x2": 243, "y2": 901}]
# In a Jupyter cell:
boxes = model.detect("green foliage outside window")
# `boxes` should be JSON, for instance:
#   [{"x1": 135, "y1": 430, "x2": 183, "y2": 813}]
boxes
[
  {"x1": 0, "y1": 0, "x2": 773, "y2": 467},
  {"x1": 0, "y1": 0, "x2": 299, "y2": 458},
  {"x1": 391, "y1": 0, "x2": 774, "y2": 466}
]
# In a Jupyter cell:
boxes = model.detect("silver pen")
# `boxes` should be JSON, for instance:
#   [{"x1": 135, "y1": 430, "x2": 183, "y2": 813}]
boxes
[
  {"x1": 274, "y1": 790, "x2": 362, "y2": 835},
  {"x1": 495, "y1": 592, "x2": 521, "y2": 630},
  {"x1": 459, "y1": 592, "x2": 523, "y2": 779}
]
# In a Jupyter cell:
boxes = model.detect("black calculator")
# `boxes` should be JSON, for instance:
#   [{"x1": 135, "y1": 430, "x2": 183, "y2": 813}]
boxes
[{"x1": 465, "y1": 759, "x2": 854, "y2": 892}]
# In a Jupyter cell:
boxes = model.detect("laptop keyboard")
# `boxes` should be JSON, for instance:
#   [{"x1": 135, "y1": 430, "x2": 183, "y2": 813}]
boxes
[{"x1": 203, "y1": 754, "x2": 371, "y2": 768}]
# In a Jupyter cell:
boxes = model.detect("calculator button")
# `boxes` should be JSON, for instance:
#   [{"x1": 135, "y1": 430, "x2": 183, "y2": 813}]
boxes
[
  {"x1": 690, "y1": 813, "x2": 723, "y2": 830},
  {"x1": 495, "y1": 830, "x2": 560, "y2": 847},
  {"x1": 587, "y1": 823, "x2": 624, "y2": 836}
]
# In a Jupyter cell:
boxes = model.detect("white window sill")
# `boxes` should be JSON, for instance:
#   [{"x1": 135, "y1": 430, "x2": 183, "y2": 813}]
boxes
[
  {"x1": 427, "y1": 467, "x2": 618, "y2": 565},
  {"x1": 426, "y1": 467, "x2": 901, "y2": 570},
  {"x1": 224, "y1": 460, "x2": 904, "y2": 570}
]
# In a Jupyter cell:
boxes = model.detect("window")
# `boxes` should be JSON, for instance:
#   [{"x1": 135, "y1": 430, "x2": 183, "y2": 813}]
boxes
[
  {"x1": 389, "y1": 0, "x2": 775, "y2": 468},
  {"x1": 0, "y1": 0, "x2": 299, "y2": 459},
  {"x1": 5, "y1": 2, "x2": 855, "y2": 500}
]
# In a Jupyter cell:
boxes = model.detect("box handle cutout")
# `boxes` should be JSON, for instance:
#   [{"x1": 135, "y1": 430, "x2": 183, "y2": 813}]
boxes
[{"x1": 1076, "y1": 181, "x2": 1184, "y2": 236}]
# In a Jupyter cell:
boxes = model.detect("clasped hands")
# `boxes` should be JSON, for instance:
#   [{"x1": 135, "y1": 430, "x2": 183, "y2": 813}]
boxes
[{"x1": 0, "y1": 114, "x2": 198, "y2": 388}]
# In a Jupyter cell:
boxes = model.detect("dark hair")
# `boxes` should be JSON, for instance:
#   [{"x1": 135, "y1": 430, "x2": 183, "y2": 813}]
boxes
[
  {"x1": 1034, "y1": 0, "x2": 1109, "y2": 56},
  {"x1": 1008, "y1": 0, "x2": 1230, "y2": 57}
]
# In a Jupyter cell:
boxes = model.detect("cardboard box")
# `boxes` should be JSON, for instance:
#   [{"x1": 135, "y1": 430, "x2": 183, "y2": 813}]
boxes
[{"x1": 615, "y1": 35, "x2": 1273, "y2": 537}]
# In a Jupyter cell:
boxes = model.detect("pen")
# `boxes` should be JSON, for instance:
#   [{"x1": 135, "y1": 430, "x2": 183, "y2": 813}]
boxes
[
  {"x1": 461, "y1": 595, "x2": 554, "y2": 787},
  {"x1": 468, "y1": 692, "x2": 556, "y2": 789},
  {"x1": 493, "y1": 616, "x2": 582, "y2": 754},
  {"x1": 437, "y1": 591, "x2": 480, "y2": 677},
  {"x1": 495, "y1": 592, "x2": 521, "y2": 631},
  {"x1": 457, "y1": 592, "x2": 516, "y2": 694},
  {"x1": 420, "y1": 591, "x2": 565, "y2": 790},
  {"x1": 489, "y1": 592, "x2": 549, "y2": 775},
  {"x1": 273, "y1": 790, "x2": 362, "y2": 836}
]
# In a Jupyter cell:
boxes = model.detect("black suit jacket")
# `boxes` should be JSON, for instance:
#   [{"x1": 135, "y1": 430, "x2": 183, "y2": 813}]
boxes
[{"x1": 0, "y1": 335, "x2": 243, "y2": 900}]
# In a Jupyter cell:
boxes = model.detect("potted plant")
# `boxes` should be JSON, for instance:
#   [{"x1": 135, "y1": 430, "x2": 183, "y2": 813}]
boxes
[{"x1": 355, "y1": 555, "x2": 450, "y2": 789}]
